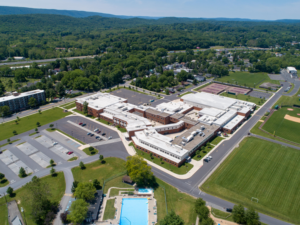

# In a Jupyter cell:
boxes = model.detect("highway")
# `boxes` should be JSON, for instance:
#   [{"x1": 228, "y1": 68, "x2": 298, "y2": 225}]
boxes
[{"x1": 0, "y1": 71, "x2": 299, "y2": 225}]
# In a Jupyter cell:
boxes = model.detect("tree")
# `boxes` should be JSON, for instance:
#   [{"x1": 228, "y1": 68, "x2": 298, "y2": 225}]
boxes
[
  {"x1": 25, "y1": 176, "x2": 55, "y2": 224},
  {"x1": 125, "y1": 155, "x2": 155, "y2": 187},
  {"x1": 0, "y1": 173, "x2": 4, "y2": 179},
  {"x1": 79, "y1": 161, "x2": 85, "y2": 169},
  {"x1": 193, "y1": 79, "x2": 198, "y2": 85},
  {"x1": 74, "y1": 182, "x2": 96, "y2": 201},
  {"x1": 7, "y1": 187, "x2": 14, "y2": 196},
  {"x1": 0, "y1": 106, "x2": 11, "y2": 117},
  {"x1": 89, "y1": 146, "x2": 94, "y2": 152},
  {"x1": 7, "y1": 139, "x2": 10, "y2": 143},
  {"x1": 165, "y1": 89, "x2": 169, "y2": 95},
  {"x1": 19, "y1": 167, "x2": 26, "y2": 177},
  {"x1": 56, "y1": 82, "x2": 65, "y2": 97},
  {"x1": 232, "y1": 204, "x2": 246, "y2": 224},
  {"x1": 93, "y1": 179, "x2": 101, "y2": 189},
  {"x1": 160, "y1": 210, "x2": 184, "y2": 225},
  {"x1": 28, "y1": 97, "x2": 37, "y2": 108},
  {"x1": 83, "y1": 101, "x2": 88, "y2": 114},
  {"x1": 201, "y1": 218, "x2": 214, "y2": 225},
  {"x1": 99, "y1": 155, "x2": 104, "y2": 163},
  {"x1": 67, "y1": 199, "x2": 89, "y2": 224},
  {"x1": 50, "y1": 159, "x2": 54, "y2": 166},
  {"x1": 60, "y1": 212, "x2": 69, "y2": 223},
  {"x1": 71, "y1": 181, "x2": 79, "y2": 193},
  {"x1": 50, "y1": 167, "x2": 56, "y2": 176},
  {"x1": 35, "y1": 128, "x2": 38, "y2": 133},
  {"x1": 245, "y1": 208, "x2": 260, "y2": 225},
  {"x1": 7, "y1": 79, "x2": 13, "y2": 92},
  {"x1": 49, "y1": 124, "x2": 54, "y2": 130}
]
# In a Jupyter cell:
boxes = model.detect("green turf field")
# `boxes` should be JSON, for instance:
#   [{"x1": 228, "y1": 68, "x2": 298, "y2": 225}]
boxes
[
  {"x1": 0, "y1": 107, "x2": 72, "y2": 141},
  {"x1": 220, "y1": 92, "x2": 265, "y2": 105},
  {"x1": 201, "y1": 137, "x2": 300, "y2": 224},
  {"x1": 262, "y1": 107, "x2": 300, "y2": 144},
  {"x1": 274, "y1": 88, "x2": 300, "y2": 107},
  {"x1": 216, "y1": 72, "x2": 279, "y2": 89}
]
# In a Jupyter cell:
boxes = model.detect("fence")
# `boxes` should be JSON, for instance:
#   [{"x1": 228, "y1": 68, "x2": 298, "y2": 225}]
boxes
[{"x1": 213, "y1": 81, "x2": 253, "y2": 91}]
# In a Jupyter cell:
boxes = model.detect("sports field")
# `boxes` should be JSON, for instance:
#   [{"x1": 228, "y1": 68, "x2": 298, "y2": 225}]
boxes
[
  {"x1": 220, "y1": 92, "x2": 265, "y2": 105},
  {"x1": 201, "y1": 137, "x2": 300, "y2": 224},
  {"x1": 274, "y1": 88, "x2": 300, "y2": 106},
  {"x1": 262, "y1": 107, "x2": 300, "y2": 144},
  {"x1": 216, "y1": 72, "x2": 279, "y2": 88}
]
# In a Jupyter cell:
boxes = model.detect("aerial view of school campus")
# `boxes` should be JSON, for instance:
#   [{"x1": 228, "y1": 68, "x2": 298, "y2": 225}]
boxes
[{"x1": 0, "y1": 3, "x2": 300, "y2": 225}]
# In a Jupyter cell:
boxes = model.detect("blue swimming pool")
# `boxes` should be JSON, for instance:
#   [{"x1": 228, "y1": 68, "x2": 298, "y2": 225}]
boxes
[
  {"x1": 138, "y1": 188, "x2": 152, "y2": 194},
  {"x1": 120, "y1": 198, "x2": 148, "y2": 225}
]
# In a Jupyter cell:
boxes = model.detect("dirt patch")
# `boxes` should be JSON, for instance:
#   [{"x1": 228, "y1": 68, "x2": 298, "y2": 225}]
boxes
[
  {"x1": 284, "y1": 114, "x2": 300, "y2": 123},
  {"x1": 259, "y1": 120, "x2": 264, "y2": 122},
  {"x1": 287, "y1": 108, "x2": 294, "y2": 111},
  {"x1": 91, "y1": 165, "x2": 106, "y2": 170}
]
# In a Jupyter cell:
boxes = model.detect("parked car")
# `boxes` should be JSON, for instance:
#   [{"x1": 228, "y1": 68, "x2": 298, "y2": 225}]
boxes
[
  {"x1": 226, "y1": 208, "x2": 232, "y2": 212},
  {"x1": 108, "y1": 136, "x2": 112, "y2": 140},
  {"x1": 94, "y1": 128, "x2": 99, "y2": 132},
  {"x1": 102, "y1": 133, "x2": 106, "y2": 136},
  {"x1": 95, "y1": 136, "x2": 100, "y2": 139},
  {"x1": 204, "y1": 158, "x2": 209, "y2": 163},
  {"x1": 82, "y1": 123, "x2": 86, "y2": 126},
  {"x1": 87, "y1": 132, "x2": 91, "y2": 135},
  {"x1": 67, "y1": 151, "x2": 73, "y2": 155},
  {"x1": 79, "y1": 122, "x2": 83, "y2": 125},
  {"x1": 90, "y1": 134, "x2": 94, "y2": 137},
  {"x1": 97, "y1": 130, "x2": 101, "y2": 133},
  {"x1": 53, "y1": 142, "x2": 58, "y2": 146},
  {"x1": 208, "y1": 156, "x2": 212, "y2": 160}
]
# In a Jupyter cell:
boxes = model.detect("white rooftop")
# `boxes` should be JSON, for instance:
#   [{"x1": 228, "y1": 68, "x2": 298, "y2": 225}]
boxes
[
  {"x1": 199, "y1": 108, "x2": 225, "y2": 118},
  {"x1": 76, "y1": 93, "x2": 126, "y2": 110},
  {"x1": 0, "y1": 89, "x2": 44, "y2": 102},
  {"x1": 134, "y1": 129, "x2": 189, "y2": 163},
  {"x1": 182, "y1": 92, "x2": 237, "y2": 110},
  {"x1": 223, "y1": 115, "x2": 245, "y2": 130},
  {"x1": 154, "y1": 101, "x2": 193, "y2": 115}
]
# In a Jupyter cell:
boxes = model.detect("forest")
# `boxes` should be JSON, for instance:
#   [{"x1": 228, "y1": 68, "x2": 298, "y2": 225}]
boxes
[{"x1": 1, "y1": 14, "x2": 300, "y2": 60}]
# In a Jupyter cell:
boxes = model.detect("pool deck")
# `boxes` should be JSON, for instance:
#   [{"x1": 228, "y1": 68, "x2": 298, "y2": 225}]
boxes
[{"x1": 99, "y1": 187, "x2": 157, "y2": 225}]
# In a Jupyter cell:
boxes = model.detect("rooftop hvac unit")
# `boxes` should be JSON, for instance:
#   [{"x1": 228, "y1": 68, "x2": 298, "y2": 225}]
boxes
[
  {"x1": 187, "y1": 135, "x2": 194, "y2": 142},
  {"x1": 203, "y1": 133, "x2": 205, "y2": 137}
]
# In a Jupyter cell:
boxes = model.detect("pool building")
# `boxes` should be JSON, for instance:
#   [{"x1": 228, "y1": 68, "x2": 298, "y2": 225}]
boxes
[{"x1": 100, "y1": 188, "x2": 157, "y2": 225}]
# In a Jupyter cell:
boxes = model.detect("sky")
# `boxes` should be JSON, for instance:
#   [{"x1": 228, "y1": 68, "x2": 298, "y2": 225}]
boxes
[{"x1": 1, "y1": 0, "x2": 300, "y2": 20}]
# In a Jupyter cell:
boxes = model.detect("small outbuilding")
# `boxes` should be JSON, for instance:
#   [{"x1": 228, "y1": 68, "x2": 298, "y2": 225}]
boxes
[{"x1": 122, "y1": 175, "x2": 134, "y2": 184}]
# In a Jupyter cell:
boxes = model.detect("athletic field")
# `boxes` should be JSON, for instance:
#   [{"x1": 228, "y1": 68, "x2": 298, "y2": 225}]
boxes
[
  {"x1": 201, "y1": 137, "x2": 300, "y2": 223},
  {"x1": 262, "y1": 107, "x2": 300, "y2": 144},
  {"x1": 216, "y1": 72, "x2": 279, "y2": 88}
]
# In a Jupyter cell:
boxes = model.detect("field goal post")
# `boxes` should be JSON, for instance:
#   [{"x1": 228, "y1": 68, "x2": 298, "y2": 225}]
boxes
[{"x1": 251, "y1": 197, "x2": 259, "y2": 203}]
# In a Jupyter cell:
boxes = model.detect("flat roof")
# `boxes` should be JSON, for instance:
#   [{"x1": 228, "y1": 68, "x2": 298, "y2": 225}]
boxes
[
  {"x1": 223, "y1": 115, "x2": 245, "y2": 130},
  {"x1": 199, "y1": 108, "x2": 225, "y2": 118},
  {"x1": 154, "y1": 102, "x2": 193, "y2": 115},
  {"x1": 181, "y1": 116, "x2": 199, "y2": 126},
  {"x1": 76, "y1": 93, "x2": 126, "y2": 110},
  {"x1": 172, "y1": 123, "x2": 219, "y2": 152},
  {"x1": 170, "y1": 113, "x2": 185, "y2": 120},
  {"x1": 0, "y1": 89, "x2": 44, "y2": 102},
  {"x1": 87, "y1": 190, "x2": 103, "y2": 221},
  {"x1": 145, "y1": 108, "x2": 170, "y2": 118},
  {"x1": 182, "y1": 92, "x2": 237, "y2": 110}
]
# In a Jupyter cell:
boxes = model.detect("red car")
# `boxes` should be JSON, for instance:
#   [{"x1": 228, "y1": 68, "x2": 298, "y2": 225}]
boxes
[
  {"x1": 79, "y1": 122, "x2": 83, "y2": 125},
  {"x1": 67, "y1": 151, "x2": 73, "y2": 155}
]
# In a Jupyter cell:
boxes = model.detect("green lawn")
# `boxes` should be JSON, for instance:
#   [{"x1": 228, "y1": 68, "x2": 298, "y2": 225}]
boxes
[
  {"x1": 262, "y1": 107, "x2": 300, "y2": 145},
  {"x1": 286, "y1": 83, "x2": 295, "y2": 94},
  {"x1": 156, "y1": 179, "x2": 197, "y2": 224},
  {"x1": 103, "y1": 176, "x2": 132, "y2": 194},
  {"x1": 116, "y1": 126, "x2": 127, "y2": 133},
  {"x1": 0, "y1": 108, "x2": 71, "y2": 141},
  {"x1": 210, "y1": 136, "x2": 225, "y2": 146},
  {"x1": 0, "y1": 172, "x2": 65, "y2": 225},
  {"x1": 274, "y1": 88, "x2": 300, "y2": 107},
  {"x1": 211, "y1": 207, "x2": 233, "y2": 222},
  {"x1": 97, "y1": 118, "x2": 110, "y2": 125},
  {"x1": 60, "y1": 101, "x2": 76, "y2": 109},
  {"x1": 83, "y1": 147, "x2": 99, "y2": 156},
  {"x1": 201, "y1": 137, "x2": 300, "y2": 224},
  {"x1": 216, "y1": 72, "x2": 280, "y2": 89},
  {"x1": 68, "y1": 157, "x2": 78, "y2": 162},
  {"x1": 220, "y1": 92, "x2": 265, "y2": 105},
  {"x1": 103, "y1": 199, "x2": 116, "y2": 220},
  {"x1": 192, "y1": 143, "x2": 214, "y2": 161},
  {"x1": 73, "y1": 109, "x2": 95, "y2": 118},
  {"x1": 130, "y1": 143, "x2": 193, "y2": 174},
  {"x1": 72, "y1": 157, "x2": 126, "y2": 184},
  {"x1": 0, "y1": 177, "x2": 9, "y2": 187},
  {"x1": 0, "y1": 77, "x2": 40, "y2": 92},
  {"x1": 109, "y1": 188, "x2": 135, "y2": 197}
]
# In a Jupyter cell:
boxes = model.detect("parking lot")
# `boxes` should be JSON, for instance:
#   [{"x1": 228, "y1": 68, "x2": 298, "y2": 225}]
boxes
[
  {"x1": 111, "y1": 88, "x2": 155, "y2": 105},
  {"x1": 248, "y1": 90, "x2": 272, "y2": 99}
]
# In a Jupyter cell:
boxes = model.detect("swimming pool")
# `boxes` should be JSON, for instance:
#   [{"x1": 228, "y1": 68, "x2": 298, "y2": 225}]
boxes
[
  {"x1": 120, "y1": 198, "x2": 148, "y2": 225},
  {"x1": 138, "y1": 188, "x2": 152, "y2": 194}
]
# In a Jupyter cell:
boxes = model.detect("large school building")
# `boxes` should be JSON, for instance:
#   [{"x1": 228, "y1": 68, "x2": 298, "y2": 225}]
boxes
[{"x1": 76, "y1": 92, "x2": 255, "y2": 167}]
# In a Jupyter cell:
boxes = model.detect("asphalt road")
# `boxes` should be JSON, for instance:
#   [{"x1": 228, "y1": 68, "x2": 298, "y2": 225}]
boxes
[{"x1": 0, "y1": 72, "x2": 299, "y2": 224}]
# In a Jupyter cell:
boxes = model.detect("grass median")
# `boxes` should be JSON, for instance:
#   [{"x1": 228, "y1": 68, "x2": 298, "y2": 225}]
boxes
[
  {"x1": 201, "y1": 137, "x2": 300, "y2": 224},
  {"x1": 0, "y1": 107, "x2": 71, "y2": 141}
]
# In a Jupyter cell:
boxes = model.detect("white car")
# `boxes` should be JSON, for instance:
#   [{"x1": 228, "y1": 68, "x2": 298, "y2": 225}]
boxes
[
  {"x1": 94, "y1": 128, "x2": 99, "y2": 132},
  {"x1": 208, "y1": 155, "x2": 212, "y2": 160},
  {"x1": 108, "y1": 136, "x2": 112, "y2": 140},
  {"x1": 53, "y1": 142, "x2": 58, "y2": 146}
]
